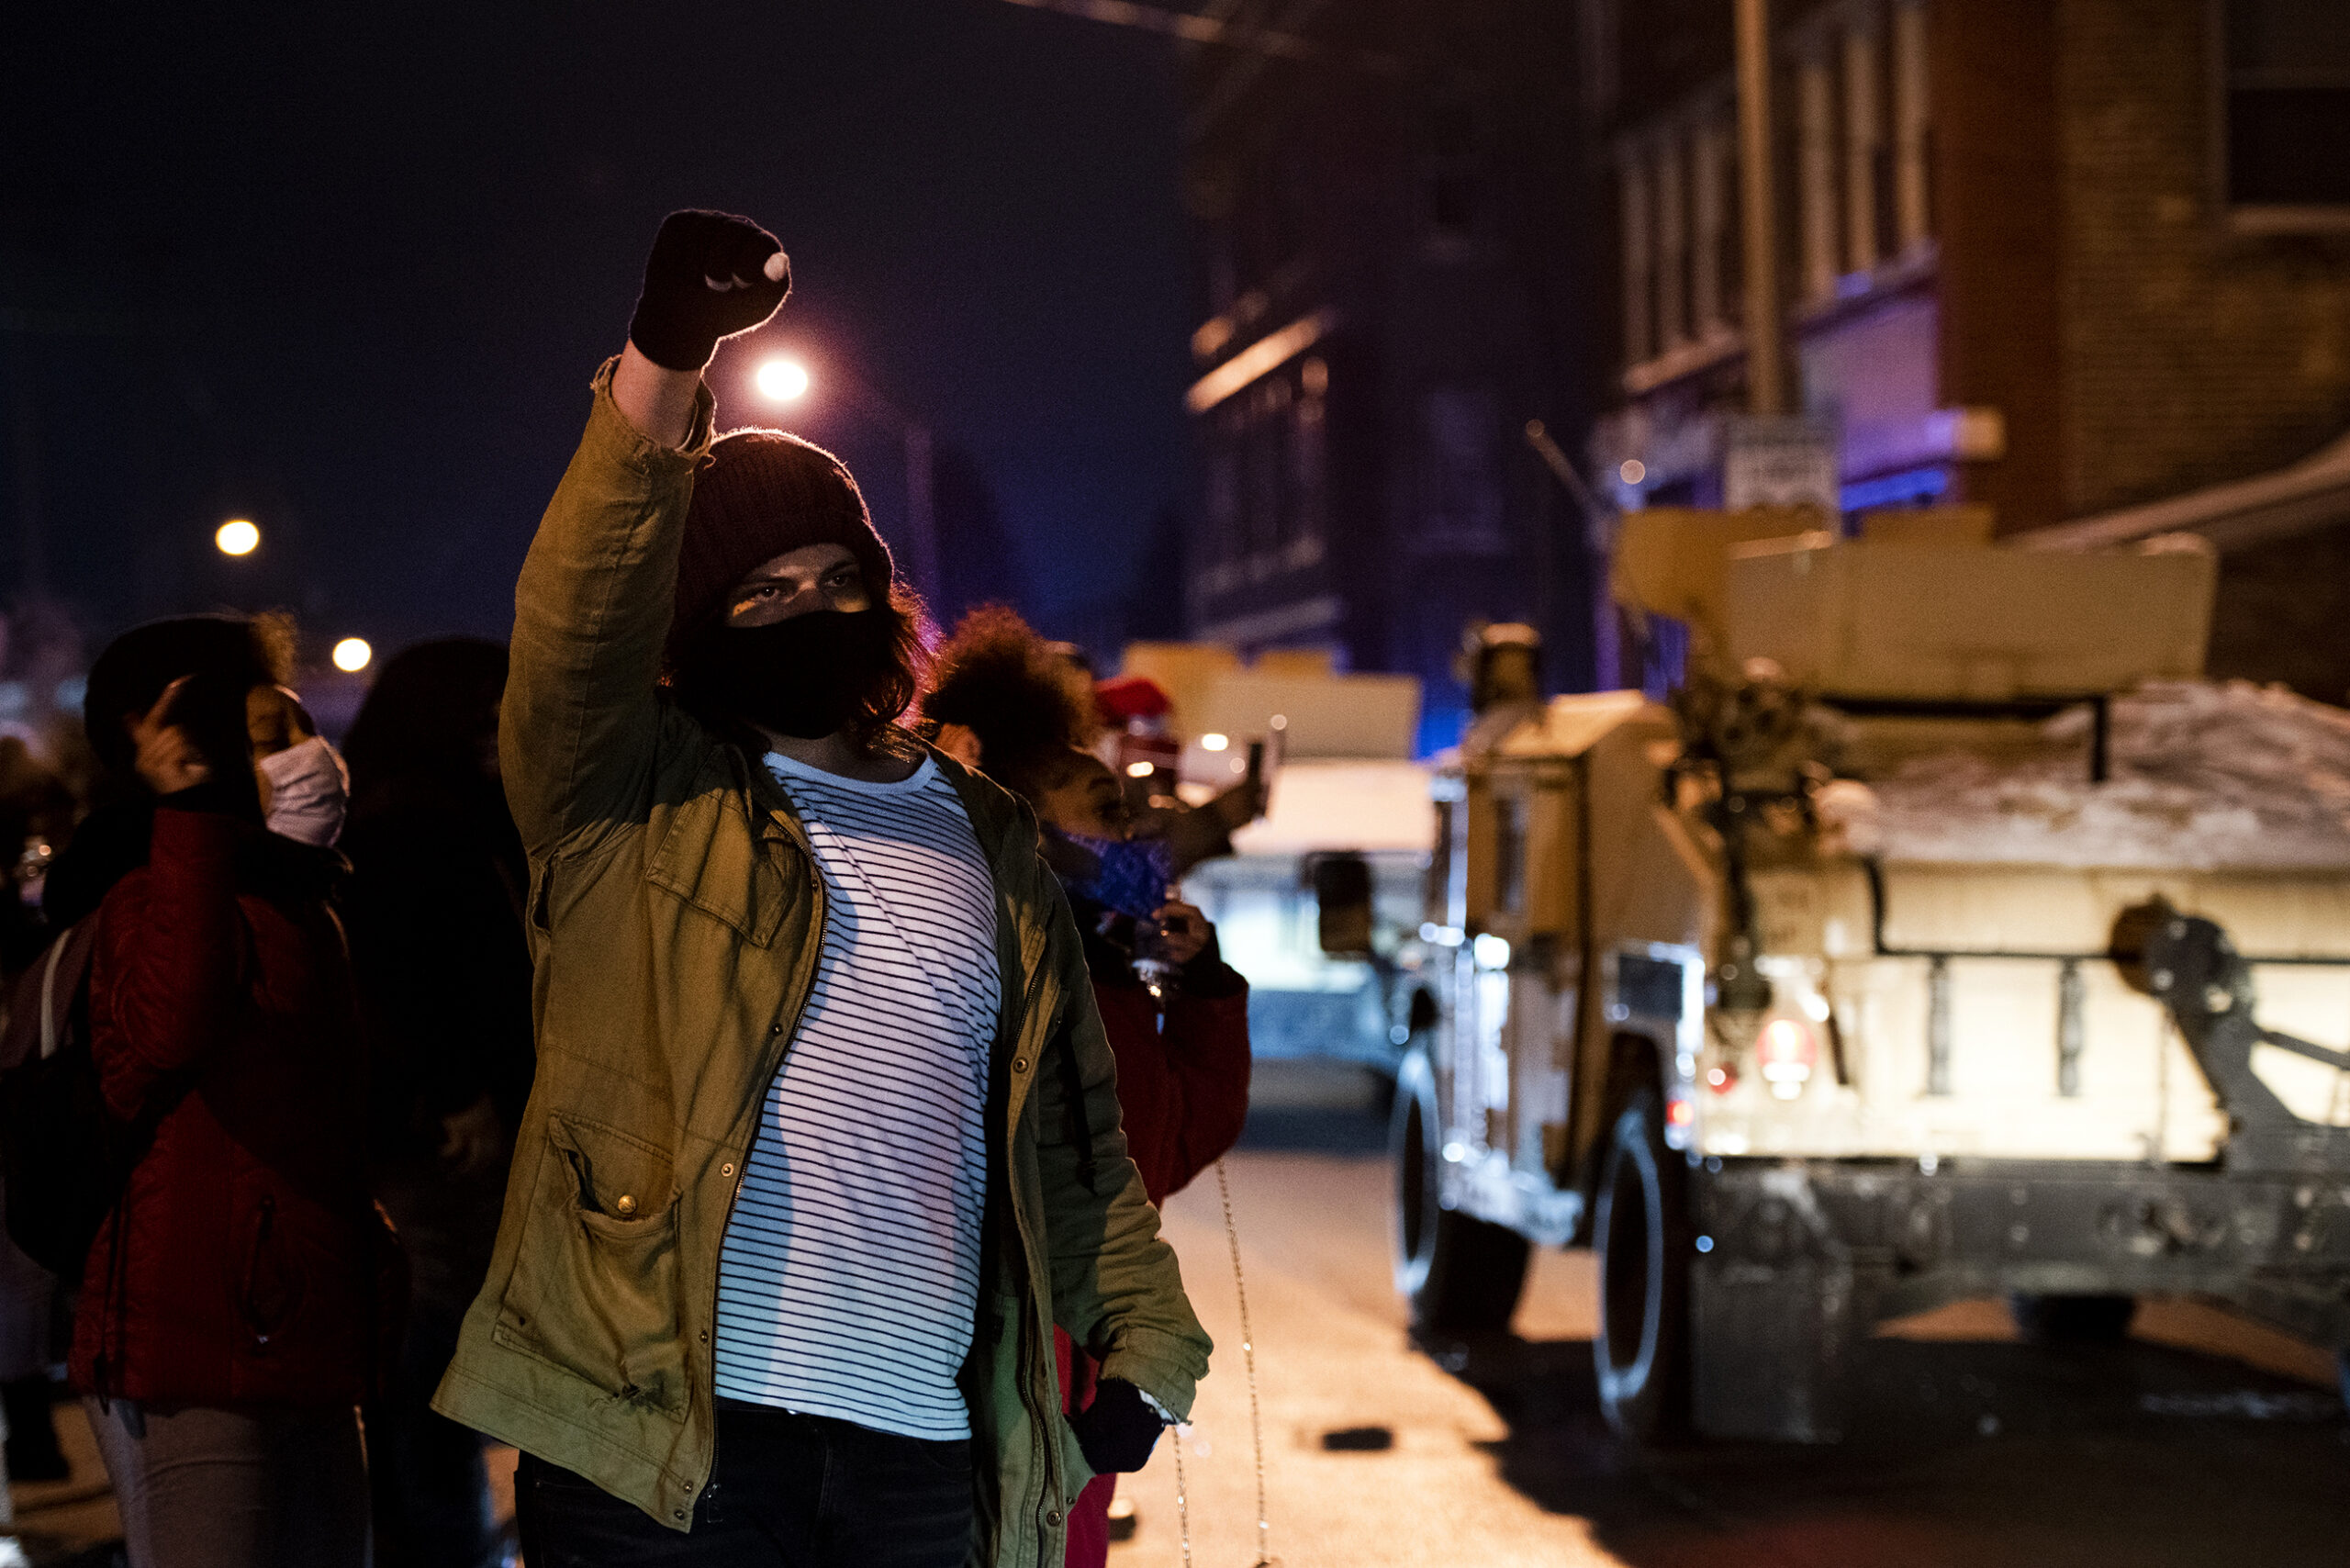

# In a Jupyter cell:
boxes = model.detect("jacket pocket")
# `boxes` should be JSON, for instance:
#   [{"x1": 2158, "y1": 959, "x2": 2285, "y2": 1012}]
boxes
[
  {"x1": 495, "y1": 1114, "x2": 688, "y2": 1418},
  {"x1": 643, "y1": 762, "x2": 790, "y2": 948}
]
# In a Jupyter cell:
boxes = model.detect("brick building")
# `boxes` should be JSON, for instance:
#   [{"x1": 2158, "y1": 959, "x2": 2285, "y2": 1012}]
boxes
[
  {"x1": 1177, "y1": 0, "x2": 1601, "y2": 750},
  {"x1": 1586, "y1": 0, "x2": 2350, "y2": 698}
]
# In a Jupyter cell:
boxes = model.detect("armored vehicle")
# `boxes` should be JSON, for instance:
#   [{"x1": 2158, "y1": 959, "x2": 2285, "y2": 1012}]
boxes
[{"x1": 1388, "y1": 510, "x2": 2350, "y2": 1440}]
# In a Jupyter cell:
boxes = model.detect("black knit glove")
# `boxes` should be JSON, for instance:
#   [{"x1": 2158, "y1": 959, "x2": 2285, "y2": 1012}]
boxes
[
  {"x1": 1069, "y1": 1378, "x2": 1168, "y2": 1474},
  {"x1": 626, "y1": 210, "x2": 792, "y2": 372}
]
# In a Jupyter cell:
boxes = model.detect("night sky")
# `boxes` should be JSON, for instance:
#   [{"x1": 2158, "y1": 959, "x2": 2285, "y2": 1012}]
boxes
[{"x1": 3, "y1": 1, "x2": 1192, "y2": 658}]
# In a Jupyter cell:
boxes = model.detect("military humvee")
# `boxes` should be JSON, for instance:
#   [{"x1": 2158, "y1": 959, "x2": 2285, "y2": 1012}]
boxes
[{"x1": 1386, "y1": 510, "x2": 2350, "y2": 1440}]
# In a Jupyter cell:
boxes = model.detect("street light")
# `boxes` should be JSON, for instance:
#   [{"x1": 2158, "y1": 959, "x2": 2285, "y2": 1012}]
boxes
[
  {"x1": 752, "y1": 354, "x2": 939, "y2": 605},
  {"x1": 755, "y1": 357, "x2": 811, "y2": 403},
  {"x1": 215, "y1": 519, "x2": 260, "y2": 556},
  {"x1": 331, "y1": 638, "x2": 373, "y2": 674}
]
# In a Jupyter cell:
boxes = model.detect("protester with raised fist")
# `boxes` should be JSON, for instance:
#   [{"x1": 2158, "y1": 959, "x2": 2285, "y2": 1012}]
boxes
[{"x1": 431, "y1": 211, "x2": 1208, "y2": 1568}]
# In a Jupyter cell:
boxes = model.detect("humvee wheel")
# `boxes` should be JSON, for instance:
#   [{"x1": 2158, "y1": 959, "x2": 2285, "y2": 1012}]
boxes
[
  {"x1": 1393, "y1": 1048, "x2": 1528, "y2": 1334},
  {"x1": 2007, "y1": 1293, "x2": 2137, "y2": 1344},
  {"x1": 1595, "y1": 1087, "x2": 1693, "y2": 1441}
]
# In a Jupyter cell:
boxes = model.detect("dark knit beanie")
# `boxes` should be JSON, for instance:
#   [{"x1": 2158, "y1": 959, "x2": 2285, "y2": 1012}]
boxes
[{"x1": 670, "y1": 430, "x2": 895, "y2": 664}]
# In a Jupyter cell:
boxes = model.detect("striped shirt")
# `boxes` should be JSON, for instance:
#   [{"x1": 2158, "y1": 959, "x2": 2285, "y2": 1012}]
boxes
[{"x1": 711, "y1": 751, "x2": 1000, "y2": 1440}]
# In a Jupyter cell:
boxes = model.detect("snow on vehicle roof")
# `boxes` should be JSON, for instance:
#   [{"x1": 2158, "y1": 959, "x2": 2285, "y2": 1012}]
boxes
[
  {"x1": 1228, "y1": 759, "x2": 1438, "y2": 857},
  {"x1": 1842, "y1": 681, "x2": 2350, "y2": 870}
]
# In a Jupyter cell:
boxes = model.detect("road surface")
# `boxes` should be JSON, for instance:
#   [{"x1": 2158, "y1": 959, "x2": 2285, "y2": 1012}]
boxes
[
  {"x1": 1112, "y1": 1100, "x2": 2350, "y2": 1568},
  {"x1": 12, "y1": 1100, "x2": 2347, "y2": 1566}
]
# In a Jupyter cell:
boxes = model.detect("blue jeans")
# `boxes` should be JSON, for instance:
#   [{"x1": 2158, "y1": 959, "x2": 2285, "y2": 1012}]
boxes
[{"x1": 514, "y1": 1400, "x2": 973, "y2": 1567}]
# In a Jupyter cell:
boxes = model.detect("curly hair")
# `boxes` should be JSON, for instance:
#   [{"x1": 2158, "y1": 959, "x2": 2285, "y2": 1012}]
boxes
[{"x1": 922, "y1": 606, "x2": 1093, "y2": 798}]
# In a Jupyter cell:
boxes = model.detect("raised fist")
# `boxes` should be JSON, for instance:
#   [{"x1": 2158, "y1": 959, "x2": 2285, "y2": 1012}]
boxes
[{"x1": 626, "y1": 210, "x2": 792, "y2": 372}]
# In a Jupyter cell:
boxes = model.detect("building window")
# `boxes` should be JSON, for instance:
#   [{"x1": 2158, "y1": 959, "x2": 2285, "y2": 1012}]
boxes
[
  {"x1": 1427, "y1": 98, "x2": 1482, "y2": 249},
  {"x1": 2221, "y1": 0, "x2": 2350, "y2": 227},
  {"x1": 1289, "y1": 357, "x2": 1329, "y2": 560},
  {"x1": 1580, "y1": 0, "x2": 1620, "y2": 126},
  {"x1": 1494, "y1": 793, "x2": 1527, "y2": 916},
  {"x1": 1620, "y1": 152, "x2": 1653, "y2": 366},
  {"x1": 1654, "y1": 137, "x2": 1689, "y2": 348},
  {"x1": 1797, "y1": 49, "x2": 1841, "y2": 304},
  {"x1": 1692, "y1": 114, "x2": 1735, "y2": 338},
  {"x1": 1200, "y1": 359, "x2": 1329, "y2": 587},
  {"x1": 1203, "y1": 443, "x2": 1240, "y2": 583},
  {"x1": 1842, "y1": 20, "x2": 1886, "y2": 276},
  {"x1": 1893, "y1": 0, "x2": 1932, "y2": 253},
  {"x1": 1416, "y1": 386, "x2": 1508, "y2": 556}
]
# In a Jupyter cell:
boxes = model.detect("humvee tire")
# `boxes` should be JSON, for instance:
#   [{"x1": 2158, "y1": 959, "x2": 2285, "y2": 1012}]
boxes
[
  {"x1": 2008, "y1": 1293, "x2": 2138, "y2": 1344},
  {"x1": 1595, "y1": 1086, "x2": 1693, "y2": 1441},
  {"x1": 1393, "y1": 1047, "x2": 1528, "y2": 1334}
]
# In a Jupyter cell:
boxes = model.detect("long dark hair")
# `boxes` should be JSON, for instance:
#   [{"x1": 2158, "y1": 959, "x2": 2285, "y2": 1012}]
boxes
[
  {"x1": 845, "y1": 582, "x2": 933, "y2": 757},
  {"x1": 341, "y1": 637, "x2": 509, "y2": 802}
]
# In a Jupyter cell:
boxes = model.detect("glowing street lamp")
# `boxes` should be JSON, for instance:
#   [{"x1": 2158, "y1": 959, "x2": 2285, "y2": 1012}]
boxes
[
  {"x1": 215, "y1": 519, "x2": 260, "y2": 556},
  {"x1": 331, "y1": 638, "x2": 373, "y2": 674},
  {"x1": 755, "y1": 357, "x2": 811, "y2": 403}
]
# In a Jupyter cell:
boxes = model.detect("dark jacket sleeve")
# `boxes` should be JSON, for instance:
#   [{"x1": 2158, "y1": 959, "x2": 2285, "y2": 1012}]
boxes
[
  {"x1": 1094, "y1": 938, "x2": 1251, "y2": 1207},
  {"x1": 1151, "y1": 944, "x2": 1252, "y2": 1203},
  {"x1": 92, "y1": 804, "x2": 245, "y2": 1122},
  {"x1": 1026, "y1": 852, "x2": 1212, "y2": 1419}
]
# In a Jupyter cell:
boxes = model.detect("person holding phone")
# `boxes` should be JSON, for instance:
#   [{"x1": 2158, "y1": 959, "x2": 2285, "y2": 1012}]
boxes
[
  {"x1": 430, "y1": 211, "x2": 1207, "y2": 1568},
  {"x1": 66, "y1": 616, "x2": 394, "y2": 1568},
  {"x1": 925, "y1": 607, "x2": 1253, "y2": 1568}
]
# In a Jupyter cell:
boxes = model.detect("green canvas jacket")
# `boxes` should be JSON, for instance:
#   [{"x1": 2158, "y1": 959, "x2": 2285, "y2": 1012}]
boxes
[{"x1": 432, "y1": 361, "x2": 1211, "y2": 1562}]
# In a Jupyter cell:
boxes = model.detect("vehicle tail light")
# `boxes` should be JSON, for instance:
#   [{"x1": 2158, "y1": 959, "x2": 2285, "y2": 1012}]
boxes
[
  {"x1": 1705, "y1": 1063, "x2": 1738, "y2": 1094},
  {"x1": 1755, "y1": 1017, "x2": 1818, "y2": 1099},
  {"x1": 1666, "y1": 1097, "x2": 1694, "y2": 1127}
]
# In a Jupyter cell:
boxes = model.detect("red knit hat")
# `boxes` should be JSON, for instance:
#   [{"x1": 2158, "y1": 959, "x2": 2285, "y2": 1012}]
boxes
[{"x1": 669, "y1": 430, "x2": 895, "y2": 662}]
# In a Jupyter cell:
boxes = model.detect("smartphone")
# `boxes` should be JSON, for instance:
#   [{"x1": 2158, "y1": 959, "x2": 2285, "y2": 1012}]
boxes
[
  {"x1": 162, "y1": 669, "x2": 256, "y2": 777},
  {"x1": 157, "y1": 668, "x2": 263, "y2": 812},
  {"x1": 1247, "y1": 717, "x2": 1285, "y2": 821}
]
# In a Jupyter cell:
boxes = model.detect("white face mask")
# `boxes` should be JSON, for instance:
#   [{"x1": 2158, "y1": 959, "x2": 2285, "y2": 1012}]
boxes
[{"x1": 260, "y1": 735, "x2": 350, "y2": 848}]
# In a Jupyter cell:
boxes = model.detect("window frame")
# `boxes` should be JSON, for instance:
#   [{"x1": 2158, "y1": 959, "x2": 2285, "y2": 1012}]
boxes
[{"x1": 2210, "y1": 0, "x2": 2350, "y2": 235}]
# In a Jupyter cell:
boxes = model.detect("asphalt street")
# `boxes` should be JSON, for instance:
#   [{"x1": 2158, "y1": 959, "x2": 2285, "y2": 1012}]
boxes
[
  {"x1": 11, "y1": 1100, "x2": 2348, "y2": 1566},
  {"x1": 1112, "y1": 1102, "x2": 2350, "y2": 1568}
]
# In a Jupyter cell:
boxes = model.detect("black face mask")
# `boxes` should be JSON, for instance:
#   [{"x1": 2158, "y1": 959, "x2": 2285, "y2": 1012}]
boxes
[{"x1": 675, "y1": 609, "x2": 900, "y2": 740}]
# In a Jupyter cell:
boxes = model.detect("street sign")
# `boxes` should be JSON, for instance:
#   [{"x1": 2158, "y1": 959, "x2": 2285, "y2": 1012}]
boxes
[{"x1": 1724, "y1": 415, "x2": 1840, "y2": 514}]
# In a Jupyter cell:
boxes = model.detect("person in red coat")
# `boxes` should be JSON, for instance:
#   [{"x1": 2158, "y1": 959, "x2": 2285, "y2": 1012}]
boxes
[
  {"x1": 67, "y1": 619, "x2": 395, "y2": 1568},
  {"x1": 923, "y1": 610, "x2": 1251, "y2": 1568}
]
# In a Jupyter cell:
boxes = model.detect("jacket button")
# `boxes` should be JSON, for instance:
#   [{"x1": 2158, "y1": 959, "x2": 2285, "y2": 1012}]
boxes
[
  {"x1": 1046, "y1": 1509, "x2": 1063, "y2": 1527},
  {"x1": 771, "y1": 1022, "x2": 785, "y2": 1035},
  {"x1": 722, "y1": 1162, "x2": 735, "y2": 1177},
  {"x1": 674, "y1": 1509, "x2": 687, "y2": 1521},
  {"x1": 1013, "y1": 1058, "x2": 1029, "y2": 1073},
  {"x1": 615, "y1": 1194, "x2": 638, "y2": 1217}
]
